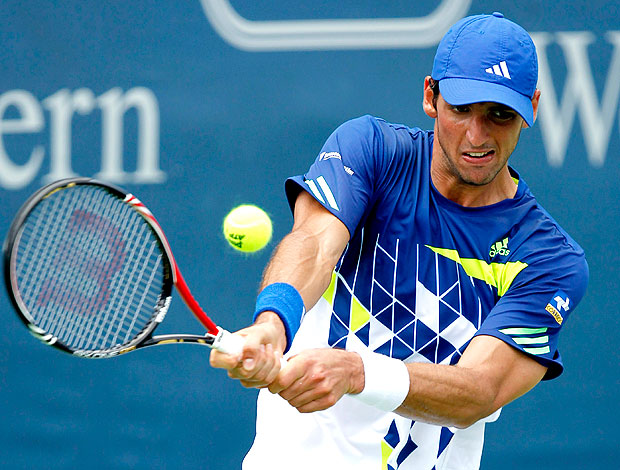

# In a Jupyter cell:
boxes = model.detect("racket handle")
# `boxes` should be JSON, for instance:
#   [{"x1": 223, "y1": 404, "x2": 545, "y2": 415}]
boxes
[{"x1": 212, "y1": 328, "x2": 245, "y2": 356}]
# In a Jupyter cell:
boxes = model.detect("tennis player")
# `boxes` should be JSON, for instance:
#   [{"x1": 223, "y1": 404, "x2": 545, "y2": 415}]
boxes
[{"x1": 211, "y1": 12, "x2": 589, "y2": 470}]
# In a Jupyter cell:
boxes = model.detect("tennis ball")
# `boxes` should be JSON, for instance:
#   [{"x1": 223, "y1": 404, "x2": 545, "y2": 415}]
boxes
[{"x1": 223, "y1": 204, "x2": 272, "y2": 253}]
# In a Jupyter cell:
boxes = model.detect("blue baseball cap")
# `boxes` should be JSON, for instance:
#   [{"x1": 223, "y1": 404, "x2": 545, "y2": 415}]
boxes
[{"x1": 431, "y1": 12, "x2": 538, "y2": 126}]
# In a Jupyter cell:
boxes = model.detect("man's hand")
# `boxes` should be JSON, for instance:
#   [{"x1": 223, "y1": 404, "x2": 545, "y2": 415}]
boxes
[
  {"x1": 209, "y1": 312, "x2": 286, "y2": 389},
  {"x1": 268, "y1": 348, "x2": 365, "y2": 413}
]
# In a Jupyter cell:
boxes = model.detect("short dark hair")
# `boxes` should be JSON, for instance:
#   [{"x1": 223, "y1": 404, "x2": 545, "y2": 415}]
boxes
[{"x1": 429, "y1": 78, "x2": 440, "y2": 109}]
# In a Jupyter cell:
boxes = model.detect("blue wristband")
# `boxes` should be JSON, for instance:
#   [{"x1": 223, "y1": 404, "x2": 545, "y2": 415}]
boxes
[{"x1": 253, "y1": 283, "x2": 305, "y2": 353}]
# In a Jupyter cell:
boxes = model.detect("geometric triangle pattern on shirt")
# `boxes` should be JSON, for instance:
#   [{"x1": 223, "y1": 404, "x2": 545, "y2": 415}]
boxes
[{"x1": 326, "y1": 233, "x2": 482, "y2": 364}]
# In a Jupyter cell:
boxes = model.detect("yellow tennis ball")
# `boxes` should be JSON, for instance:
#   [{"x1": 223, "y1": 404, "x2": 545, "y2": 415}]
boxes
[{"x1": 223, "y1": 204, "x2": 272, "y2": 252}]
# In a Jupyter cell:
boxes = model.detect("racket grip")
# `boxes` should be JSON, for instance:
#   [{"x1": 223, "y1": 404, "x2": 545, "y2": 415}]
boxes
[{"x1": 212, "y1": 329, "x2": 245, "y2": 356}]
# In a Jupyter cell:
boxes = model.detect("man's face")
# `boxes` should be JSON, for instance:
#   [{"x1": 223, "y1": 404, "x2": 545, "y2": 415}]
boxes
[{"x1": 431, "y1": 95, "x2": 524, "y2": 187}]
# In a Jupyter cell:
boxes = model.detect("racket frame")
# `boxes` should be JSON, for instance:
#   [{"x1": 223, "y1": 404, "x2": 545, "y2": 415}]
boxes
[{"x1": 3, "y1": 177, "x2": 237, "y2": 358}]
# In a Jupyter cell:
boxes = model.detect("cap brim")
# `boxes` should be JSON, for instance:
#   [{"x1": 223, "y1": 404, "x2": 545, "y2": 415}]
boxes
[{"x1": 439, "y1": 78, "x2": 534, "y2": 127}]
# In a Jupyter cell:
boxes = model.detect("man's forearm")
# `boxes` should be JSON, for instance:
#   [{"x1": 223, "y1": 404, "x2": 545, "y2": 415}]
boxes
[
  {"x1": 387, "y1": 336, "x2": 545, "y2": 428},
  {"x1": 396, "y1": 362, "x2": 497, "y2": 428},
  {"x1": 345, "y1": 334, "x2": 549, "y2": 428}
]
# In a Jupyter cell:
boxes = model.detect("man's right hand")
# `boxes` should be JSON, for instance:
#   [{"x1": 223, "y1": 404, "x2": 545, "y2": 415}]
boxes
[{"x1": 209, "y1": 311, "x2": 286, "y2": 389}]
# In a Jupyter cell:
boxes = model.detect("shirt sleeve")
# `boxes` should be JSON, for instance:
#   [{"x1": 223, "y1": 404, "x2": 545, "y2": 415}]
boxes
[
  {"x1": 474, "y1": 245, "x2": 589, "y2": 380},
  {"x1": 284, "y1": 115, "x2": 386, "y2": 237}
]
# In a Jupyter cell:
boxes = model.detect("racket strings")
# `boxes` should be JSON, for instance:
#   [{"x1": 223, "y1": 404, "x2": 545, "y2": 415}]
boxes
[
  {"x1": 33, "y1": 189, "x2": 117, "y2": 341},
  {"x1": 102, "y1": 224, "x2": 161, "y2": 348},
  {"x1": 13, "y1": 185, "x2": 166, "y2": 353},
  {"x1": 75, "y1": 199, "x2": 160, "y2": 350},
  {"x1": 42, "y1": 194, "x2": 114, "y2": 339}
]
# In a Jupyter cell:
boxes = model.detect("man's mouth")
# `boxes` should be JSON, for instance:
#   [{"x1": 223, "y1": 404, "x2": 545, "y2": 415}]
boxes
[{"x1": 464, "y1": 150, "x2": 494, "y2": 159}]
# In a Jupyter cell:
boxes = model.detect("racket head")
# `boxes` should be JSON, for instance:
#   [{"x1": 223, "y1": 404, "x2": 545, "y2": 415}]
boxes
[{"x1": 3, "y1": 178, "x2": 174, "y2": 358}]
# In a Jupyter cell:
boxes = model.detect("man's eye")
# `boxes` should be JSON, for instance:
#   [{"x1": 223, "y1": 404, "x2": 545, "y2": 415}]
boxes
[
  {"x1": 491, "y1": 108, "x2": 517, "y2": 121},
  {"x1": 453, "y1": 105, "x2": 470, "y2": 113}
]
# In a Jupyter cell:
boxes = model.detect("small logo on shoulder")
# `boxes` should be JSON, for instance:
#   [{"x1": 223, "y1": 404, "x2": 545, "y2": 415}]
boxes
[
  {"x1": 489, "y1": 237, "x2": 510, "y2": 258},
  {"x1": 545, "y1": 290, "x2": 570, "y2": 325},
  {"x1": 319, "y1": 151, "x2": 342, "y2": 162},
  {"x1": 318, "y1": 151, "x2": 354, "y2": 175}
]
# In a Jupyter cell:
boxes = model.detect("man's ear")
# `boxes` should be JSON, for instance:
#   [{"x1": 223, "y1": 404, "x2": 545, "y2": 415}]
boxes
[
  {"x1": 523, "y1": 89, "x2": 541, "y2": 128},
  {"x1": 423, "y1": 76, "x2": 438, "y2": 119}
]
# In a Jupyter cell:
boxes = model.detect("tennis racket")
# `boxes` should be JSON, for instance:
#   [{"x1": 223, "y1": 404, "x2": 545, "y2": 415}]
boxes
[{"x1": 3, "y1": 177, "x2": 244, "y2": 359}]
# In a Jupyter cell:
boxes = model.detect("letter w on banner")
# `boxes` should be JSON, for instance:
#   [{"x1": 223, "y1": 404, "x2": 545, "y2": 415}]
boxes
[{"x1": 533, "y1": 31, "x2": 620, "y2": 167}]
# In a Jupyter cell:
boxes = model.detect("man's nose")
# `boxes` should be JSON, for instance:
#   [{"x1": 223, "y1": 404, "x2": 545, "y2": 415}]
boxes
[{"x1": 466, "y1": 114, "x2": 491, "y2": 147}]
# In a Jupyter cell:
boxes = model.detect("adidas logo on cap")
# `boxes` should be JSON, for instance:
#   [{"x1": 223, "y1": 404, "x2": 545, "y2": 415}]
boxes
[{"x1": 485, "y1": 61, "x2": 511, "y2": 79}]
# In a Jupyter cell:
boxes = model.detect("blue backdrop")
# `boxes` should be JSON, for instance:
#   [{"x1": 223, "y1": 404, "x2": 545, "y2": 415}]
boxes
[{"x1": 0, "y1": 1, "x2": 618, "y2": 468}]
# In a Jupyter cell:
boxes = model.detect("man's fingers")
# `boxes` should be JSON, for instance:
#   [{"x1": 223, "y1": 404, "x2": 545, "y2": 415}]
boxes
[
  {"x1": 269, "y1": 349, "x2": 360, "y2": 412},
  {"x1": 267, "y1": 357, "x2": 301, "y2": 394},
  {"x1": 224, "y1": 343, "x2": 284, "y2": 389},
  {"x1": 209, "y1": 321, "x2": 287, "y2": 389},
  {"x1": 277, "y1": 380, "x2": 339, "y2": 413},
  {"x1": 209, "y1": 348, "x2": 242, "y2": 369},
  {"x1": 294, "y1": 394, "x2": 340, "y2": 413}
]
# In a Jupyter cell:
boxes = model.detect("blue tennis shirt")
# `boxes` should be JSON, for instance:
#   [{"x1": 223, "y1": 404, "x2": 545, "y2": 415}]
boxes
[{"x1": 245, "y1": 115, "x2": 589, "y2": 470}]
